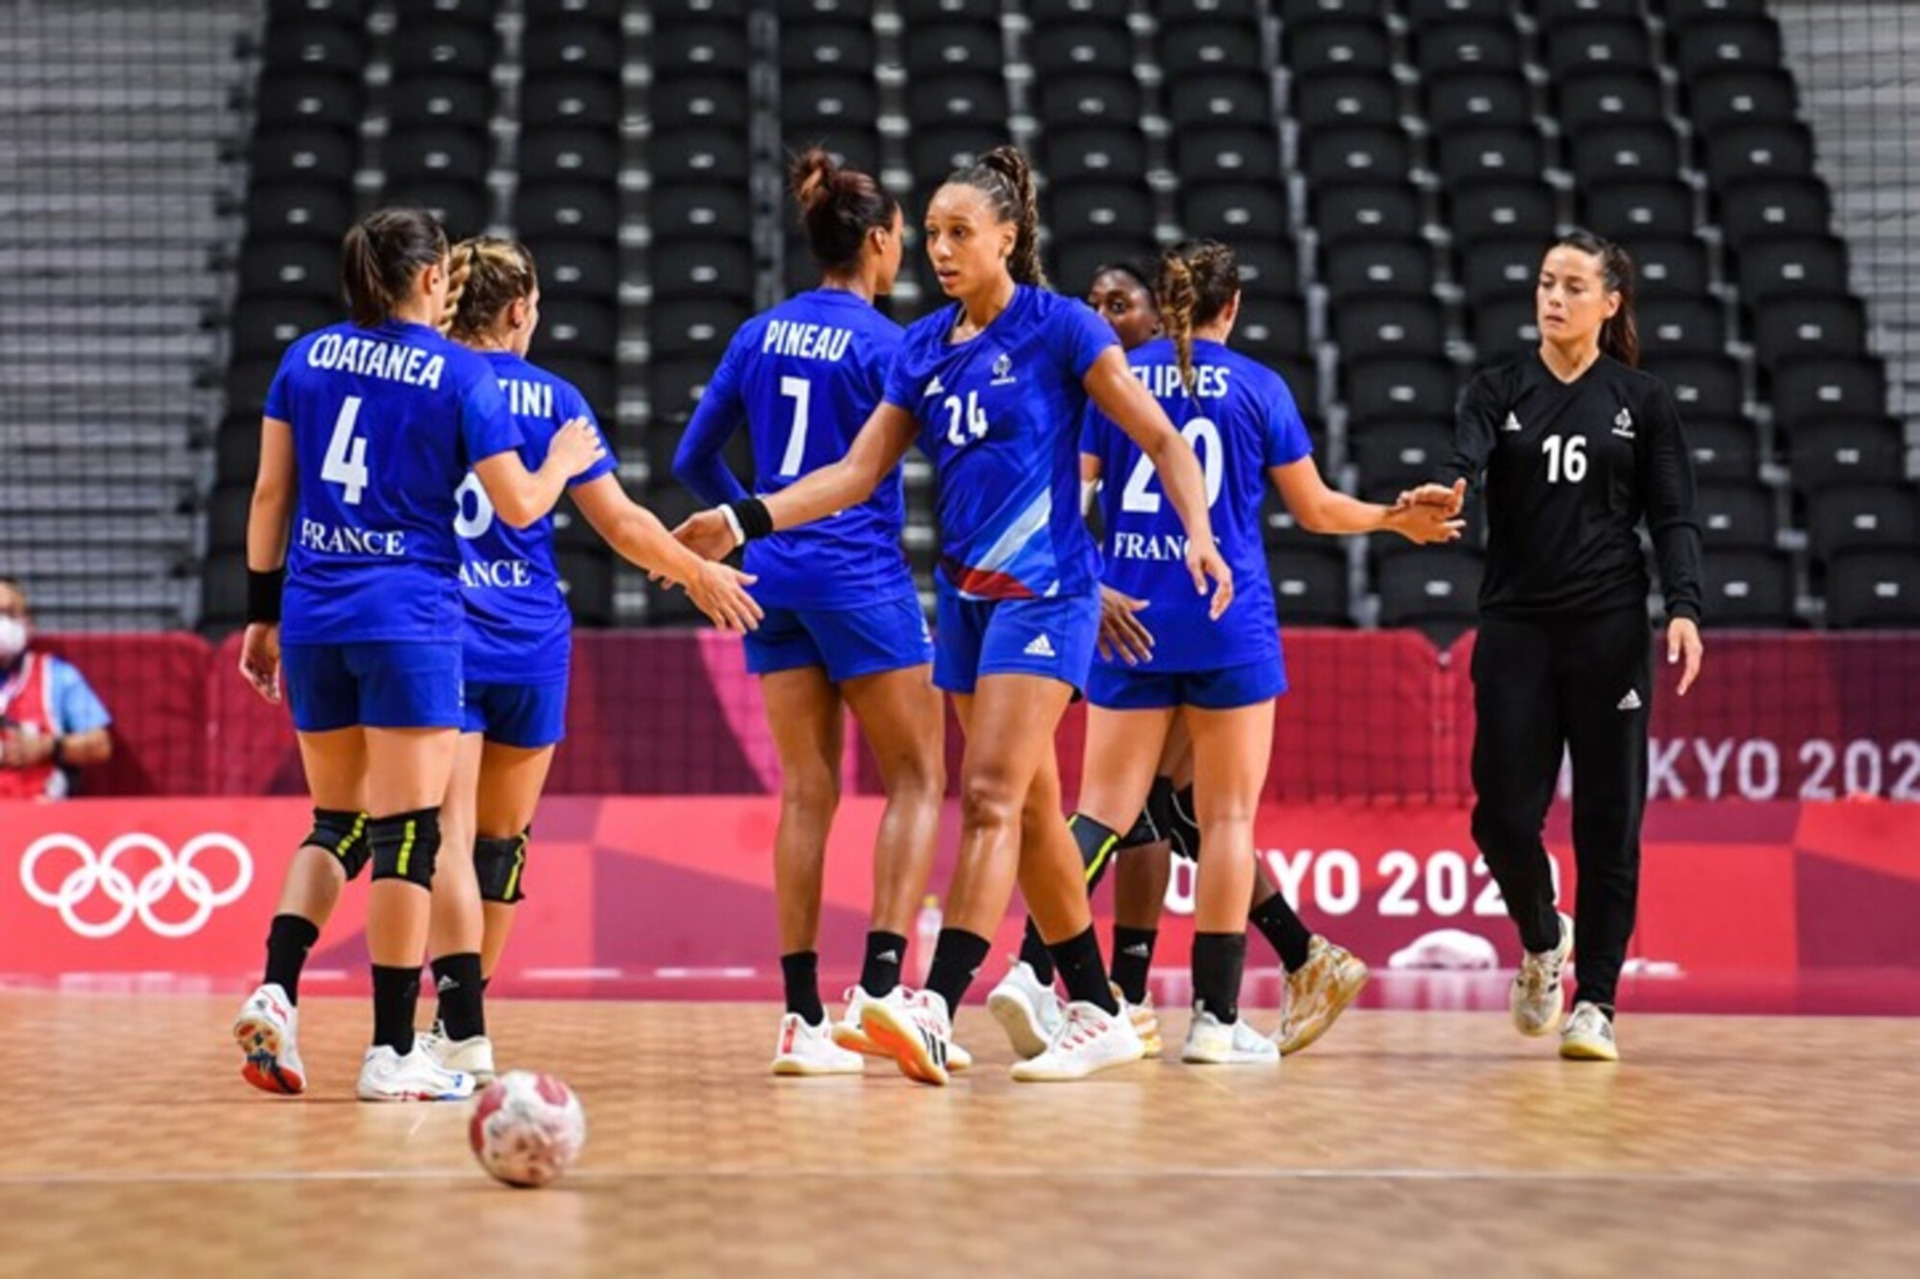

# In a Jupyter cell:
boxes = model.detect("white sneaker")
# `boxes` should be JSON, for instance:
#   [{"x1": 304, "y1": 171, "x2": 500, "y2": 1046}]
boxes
[
  {"x1": 1559, "y1": 1002, "x2": 1619, "y2": 1062},
  {"x1": 987, "y1": 959, "x2": 1064, "y2": 1061},
  {"x1": 233, "y1": 982, "x2": 305, "y2": 1096},
  {"x1": 1115, "y1": 985, "x2": 1163, "y2": 1059},
  {"x1": 1277, "y1": 937, "x2": 1369, "y2": 1057},
  {"x1": 843, "y1": 986, "x2": 972, "y2": 1071},
  {"x1": 772, "y1": 1012, "x2": 866, "y2": 1076},
  {"x1": 417, "y1": 1019, "x2": 497, "y2": 1084},
  {"x1": 859, "y1": 987, "x2": 954, "y2": 1086},
  {"x1": 1512, "y1": 912, "x2": 1576, "y2": 1038},
  {"x1": 1010, "y1": 1000, "x2": 1145, "y2": 1082},
  {"x1": 1183, "y1": 1010, "x2": 1281, "y2": 1065},
  {"x1": 356, "y1": 1043, "x2": 474, "y2": 1102}
]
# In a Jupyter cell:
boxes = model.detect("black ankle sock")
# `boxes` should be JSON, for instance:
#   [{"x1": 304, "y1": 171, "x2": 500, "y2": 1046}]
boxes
[
  {"x1": 1047, "y1": 925, "x2": 1119, "y2": 1014},
  {"x1": 1192, "y1": 931, "x2": 1247, "y2": 1024},
  {"x1": 431, "y1": 953, "x2": 486, "y2": 1040},
  {"x1": 1250, "y1": 890, "x2": 1313, "y2": 972},
  {"x1": 925, "y1": 928, "x2": 992, "y2": 1018},
  {"x1": 860, "y1": 931, "x2": 908, "y2": 997},
  {"x1": 264, "y1": 914, "x2": 320, "y2": 1004},
  {"x1": 1109, "y1": 925, "x2": 1157, "y2": 1006},
  {"x1": 1069, "y1": 812, "x2": 1123, "y2": 896},
  {"x1": 1018, "y1": 918, "x2": 1056, "y2": 984},
  {"x1": 780, "y1": 951, "x2": 824, "y2": 1023},
  {"x1": 371, "y1": 964, "x2": 420, "y2": 1053}
]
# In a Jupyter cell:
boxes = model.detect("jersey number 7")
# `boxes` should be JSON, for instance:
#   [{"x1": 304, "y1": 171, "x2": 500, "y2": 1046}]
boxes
[{"x1": 322, "y1": 395, "x2": 371, "y2": 505}]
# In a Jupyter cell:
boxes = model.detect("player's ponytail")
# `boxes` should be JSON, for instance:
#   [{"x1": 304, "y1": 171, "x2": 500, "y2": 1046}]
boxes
[
  {"x1": 1156, "y1": 239, "x2": 1240, "y2": 395},
  {"x1": 1555, "y1": 228, "x2": 1640, "y2": 368},
  {"x1": 949, "y1": 144, "x2": 1048, "y2": 290},
  {"x1": 444, "y1": 237, "x2": 538, "y2": 343},
  {"x1": 789, "y1": 146, "x2": 898, "y2": 277},
  {"x1": 340, "y1": 207, "x2": 449, "y2": 329}
]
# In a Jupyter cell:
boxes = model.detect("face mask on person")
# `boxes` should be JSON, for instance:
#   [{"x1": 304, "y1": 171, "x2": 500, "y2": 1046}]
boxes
[{"x1": 0, "y1": 617, "x2": 27, "y2": 663}]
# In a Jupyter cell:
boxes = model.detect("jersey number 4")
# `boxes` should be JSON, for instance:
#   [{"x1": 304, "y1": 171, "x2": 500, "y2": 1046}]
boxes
[
  {"x1": 1542, "y1": 434, "x2": 1587, "y2": 484},
  {"x1": 322, "y1": 395, "x2": 371, "y2": 505},
  {"x1": 1121, "y1": 416, "x2": 1225, "y2": 513}
]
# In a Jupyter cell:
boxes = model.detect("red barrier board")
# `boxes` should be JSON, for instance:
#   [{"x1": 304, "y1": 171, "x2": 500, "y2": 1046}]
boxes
[{"x1": 6, "y1": 798, "x2": 1915, "y2": 1012}]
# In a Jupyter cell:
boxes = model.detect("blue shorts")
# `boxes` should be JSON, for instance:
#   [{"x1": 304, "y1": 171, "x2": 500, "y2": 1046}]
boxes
[
  {"x1": 1086, "y1": 659, "x2": 1286, "y2": 711},
  {"x1": 283, "y1": 641, "x2": 464, "y2": 733},
  {"x1": 743, "y1": 596, "x2": 932, "y2": 684},
  {"x1": 934, "y1": 589, "x2": 1101, "y2": 695},
  {"x1": 463, "y1": 678, "x2": 568, "y2": 748}
]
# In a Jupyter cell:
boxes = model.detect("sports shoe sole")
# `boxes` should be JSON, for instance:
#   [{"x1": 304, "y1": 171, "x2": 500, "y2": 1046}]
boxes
[
  {"x1": 830, "y1": 1022, "x2": 888, "y2": 1059},
  {"x1": 986, "y1": 987, "x2": 1052, "y2": 1061},
  {"x1": 1009, "y1": 1034, "x2": 1145, "y2": 1083},
  {"x1": 771, "y1": 1051, "x2": 865, "y2": 1077},
  {"x1": 356, "y1": 1083, "x2": 474, "y2": 1102},
  {"x1": 1279, "y1": 960, "x2": 1370, "y2": 1057},
  {"x1": 858, "y1": 1001, "x2": 950, "y2": 1087},
  {"x1": 1558, "y1": 1037, "x2": 1620, "y2": 1063},
  {"x1": 233, "y1": 1014, "x2": 304, "y2": 1096}
]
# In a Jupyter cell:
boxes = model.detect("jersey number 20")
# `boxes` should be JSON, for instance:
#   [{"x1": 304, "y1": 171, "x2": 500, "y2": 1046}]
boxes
[{"x1": 1121, "y1": 417, "x2": 1225, "y2": 513}]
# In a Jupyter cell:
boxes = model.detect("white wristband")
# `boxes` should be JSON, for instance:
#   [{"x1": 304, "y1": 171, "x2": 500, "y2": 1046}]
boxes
[{"x1": 716, "y1": 504, "x2": 745, "y2": 550}]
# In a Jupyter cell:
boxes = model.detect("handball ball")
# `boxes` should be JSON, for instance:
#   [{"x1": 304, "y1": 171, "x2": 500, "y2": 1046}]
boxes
[{"x1": 469, "y1": 1070, "x2": 587, "y2": 1188}]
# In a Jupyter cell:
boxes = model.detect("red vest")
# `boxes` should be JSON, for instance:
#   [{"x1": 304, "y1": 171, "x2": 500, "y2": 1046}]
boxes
[{"x1": 0, "y1": 653, "x2": 63, "y2": 800}]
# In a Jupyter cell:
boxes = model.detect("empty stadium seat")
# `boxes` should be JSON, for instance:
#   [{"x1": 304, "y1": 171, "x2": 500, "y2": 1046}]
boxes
[
  {"x1": 1694, "y1": 480, "x2": 1776, "y2": 551},
  {"x1": 1806, "y1": 485, "x2": 1920, "y2": 562},
  {"x1": 1375, "y1": 548, "x2": 1484, "y2": 636},
  {"x1": 1824, "y1": 551, "x2": 1920, "y2": 628},
  {"x1": 1769, "y1": 356, "x2": 1886, "y2": 431},
  {"x1": 1267, "y1": 546, "x2": 1354, "y2": 627},
  {"x1": 1683, "y1": 418, "x2": 1760, "y2": 484},
  {"x1": 1702, "y1": 549, "x2": 1796, "y2": 627}
]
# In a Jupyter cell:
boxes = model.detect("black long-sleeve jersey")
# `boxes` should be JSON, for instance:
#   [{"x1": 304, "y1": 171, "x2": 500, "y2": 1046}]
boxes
[{"x1": 1443, "y1": 352, "x2": 1704, "y2": 622}]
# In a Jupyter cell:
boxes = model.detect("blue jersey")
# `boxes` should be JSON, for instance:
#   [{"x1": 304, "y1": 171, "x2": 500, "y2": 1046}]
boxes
[
  {"x1": 457, "y1": 351, "x2": 619, "y2": 684},
  {"x1": 1083, "y1": 337, "x2": 1312, "y2": 673},
  {"x1": 265, "y1": 320, "x2": 523, "y2": 645},
  {"x1": 673, "y1": 289, "x2": 913, "y2": 611},
  {"x1": 882, "y1": 286, "x2": 1115, "y2": 600}
]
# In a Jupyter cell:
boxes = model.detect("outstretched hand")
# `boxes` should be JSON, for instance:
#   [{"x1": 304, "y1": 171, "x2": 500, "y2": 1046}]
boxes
[
  {"x1": 673, "y1": 510, "x2": 740, "y2": 561},
  {"x1": 1097, "y1": 586, "x2": 1154, "y2": 665},
  {"x1": 1394, "y1": 478, "x2": 1467, "y2": 518}
]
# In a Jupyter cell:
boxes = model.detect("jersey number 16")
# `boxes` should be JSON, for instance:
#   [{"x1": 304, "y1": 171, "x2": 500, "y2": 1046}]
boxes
[{"x1": 1542, "y1": 434, "x2": 1587, "y2": 484}]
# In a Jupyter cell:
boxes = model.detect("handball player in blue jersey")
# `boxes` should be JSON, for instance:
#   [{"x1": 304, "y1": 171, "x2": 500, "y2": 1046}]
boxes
[
  {"x1": 408, "y1": 236, "x2": 760, "y2": 1083},
  {"x1": 672, "y1": 150, "x2": 948, "y2": 1078},
  {"x1": 679, "y1": 146, "x2": 1232, "y2": 1085},
  {"x1": 1064, "y1": 239, "x2": 1459, "y2": 1063},
  {"x1": 231, "y1": 208, "x2": 606, "y2": 1103}
]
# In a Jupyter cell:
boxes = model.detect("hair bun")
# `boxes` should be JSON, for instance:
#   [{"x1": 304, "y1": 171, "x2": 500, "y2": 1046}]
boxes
[{"x1": 790, "y1": 147, "x2": 839, "y2": 213}]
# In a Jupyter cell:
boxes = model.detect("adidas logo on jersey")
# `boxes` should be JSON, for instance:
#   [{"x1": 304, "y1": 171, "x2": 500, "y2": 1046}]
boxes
[
  {"x1": 1501, "y1": 412, "x2": 1523, "y2": 432},
  {"x1": 924, "y1": 375, "x2": 945, "y2": 397},
  {"x1": 1023, "y1": 633, "x2": 1057, "y2": 659},
  {"x1": 1617, "y1": 689, "x2": 1643, "y2": 711},
  {"x1": 1612, "y1": 407, "x2": 1636, "y2": 439}
]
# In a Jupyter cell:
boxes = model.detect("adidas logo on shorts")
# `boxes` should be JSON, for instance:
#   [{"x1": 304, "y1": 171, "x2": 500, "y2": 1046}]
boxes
[{"x1": 1024, "y1": 633, "x2": 1057, "y2": 659}]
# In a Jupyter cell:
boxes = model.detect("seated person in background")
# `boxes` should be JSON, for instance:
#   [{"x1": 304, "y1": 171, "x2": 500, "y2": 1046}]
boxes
[{"x1": 0, "y1": 576, "x2": 113, "y2": 799}]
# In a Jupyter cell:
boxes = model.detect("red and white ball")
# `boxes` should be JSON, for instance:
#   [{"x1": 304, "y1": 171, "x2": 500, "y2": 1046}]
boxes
[{"x1": 468, "y1": 1070, "x2": 587, "y2": 1188}]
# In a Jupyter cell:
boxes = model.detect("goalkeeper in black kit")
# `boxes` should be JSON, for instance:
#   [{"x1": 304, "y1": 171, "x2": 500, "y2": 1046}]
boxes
[{"x1": 1402, "y1": 230, "x2": 1705, "y2": 1063}]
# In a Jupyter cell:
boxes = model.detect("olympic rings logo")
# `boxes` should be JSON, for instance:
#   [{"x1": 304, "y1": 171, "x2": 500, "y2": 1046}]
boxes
[{"x1": 19, "y1": 833, "x2": 253, "y2": 939}]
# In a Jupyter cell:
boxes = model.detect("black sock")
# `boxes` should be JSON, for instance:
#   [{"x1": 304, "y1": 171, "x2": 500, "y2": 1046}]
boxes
[
  {"x1": 1047, "y1": 925, "x2": 1119, "y2": 1014},
  {"x1": 780, "y1": 951, "x2": 824, "y2": 1023},
  {"x1": 1250, "y1": 890, "x2": 1314, "y2": 972},
  {"x1": 860, "y1": 931, "x2": 908, "y2": 997},
  {"x1": 431, "y1": 952, "x2": 486, "y2": 1040},
  {"x1": 925, "y1": 928, "x2": 992, "y2": 1018},
  {"x1": 1192, "y1": 931, "x2": 1247, "y2": 1024},
  {"x1": 263, "y1": 914, "x2": 320, "y2": 1004},
  {"x1": 1070, "y1": 812, "x2": 1123, "y2": 896},
  {"x1": 1109, "y1": 925, "x2": 1157, "y2": 1006},
  {"x1": 481, "y1": 977, "x2": 491, "y2": 993},
  {"x1": 1019, "y1": 918, "x2": 1056, "y2": 984},
  {"x1": 372, "y1": 964, "x2": 420, "y2": 1053}
]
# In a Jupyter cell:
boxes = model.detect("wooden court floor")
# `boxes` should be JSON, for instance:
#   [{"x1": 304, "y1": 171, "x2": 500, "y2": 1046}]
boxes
[{"x1": 0, "y1": 993, "x2": 1915, "y2": 1279}]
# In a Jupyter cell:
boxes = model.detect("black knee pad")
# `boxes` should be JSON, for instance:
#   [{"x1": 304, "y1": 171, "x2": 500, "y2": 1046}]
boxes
[
  {"x1": 475, "y1": 829, "x2": 529, "y2": 905},
  {"x1": 368, "y1": 807, "x2": 440, "y2": 889},
  {"x1": 1147, "y1": 777, "x2": 1200, "y2": 862},
  {"x1": 1116, "y1": 804, "x2": 1162, "y2": 851},
  {"x1": 306, "y1": 808, "x2": 371, "y2": 881}
]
